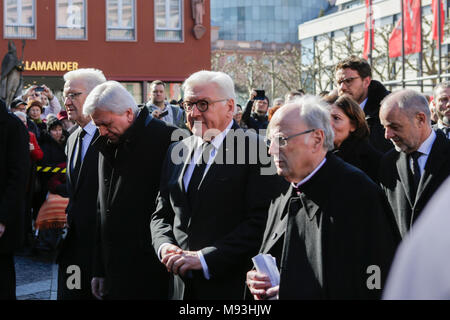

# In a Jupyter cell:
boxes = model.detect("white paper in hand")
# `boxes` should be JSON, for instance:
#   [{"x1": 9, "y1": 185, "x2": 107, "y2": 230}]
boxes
[{"x1": 252, "y1": 253, "x2": 280, "y2": 286}]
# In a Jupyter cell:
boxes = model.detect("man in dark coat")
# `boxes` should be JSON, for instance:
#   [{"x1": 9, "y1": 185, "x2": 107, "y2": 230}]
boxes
[
  {"x1": 56, "y1": 68, "x2": 106, "y2": 300},
  {"x1": 379, "y1": 89, "x2": 450, "y2": 238},
  {"x1": 0, "y1": 98, "x2": 30, "y2": 299},
  {"x1": 242, "y1": 90, "x2": 270, "y2": 131},
  {"x1": 335, "y1": 56, "x2": 393, "y2": 153},
  {"x1": 246, "y1": 97, "x2": 400, "y2": 300},
  {"x1": 85, "y1": 81, "x2": 176, "y2": 300},
  {"x1": 430, "y1": 81, "x2": 450, "y2": 139},
  {"x1": 151, "y1": 70, "x2": 284, "y2": 300}
]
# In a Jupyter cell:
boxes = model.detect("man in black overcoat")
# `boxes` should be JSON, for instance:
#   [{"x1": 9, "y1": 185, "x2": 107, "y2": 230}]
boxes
[
  {"x1": 150, "y1": 70, "x2": 284, "y2": 300},
  {"x1": 246, "y1": 96, "x2": 400, "y2": 300},
  {"x1": 85, "y1": 81, "x2": 176, "y2": 300},
  {"x1": 379, "y1": 89, "x2": 450, "y2": 238},
  {"x1": 335, "y1": 56, "x2": 393, "y2": 153},
  {"x1": 0, "y1": 98, "x2": 29, "y2": 299},
  {"x1": 56, "y1": 68, "x2": 106, "y2": 300}
]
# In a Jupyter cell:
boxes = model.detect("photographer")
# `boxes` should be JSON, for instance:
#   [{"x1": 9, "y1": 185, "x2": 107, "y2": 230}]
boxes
[
  {"x1": 145, "y1": 80, "x2": 187, "y2": 129},
  {"x1": 21, "y1": 84, "x2": 62, "y2": 120},
  {"x1": 242, "y1": 89, "x2": 270, "y2": 131}
]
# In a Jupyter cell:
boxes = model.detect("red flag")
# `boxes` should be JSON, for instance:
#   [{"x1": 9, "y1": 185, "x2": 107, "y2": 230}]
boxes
[
  {"x1": 363, "y1": 0, "x2": 375, "y2": 60},
  {"x1": 432, "y1": 0, "x2": 445, "y2": 44},
  {"x1": 388, "y1": 0, "x2": 422, "y2": 58},
  {"x1": 389, "y1": 19, "x2": 403, "y2": 58}
]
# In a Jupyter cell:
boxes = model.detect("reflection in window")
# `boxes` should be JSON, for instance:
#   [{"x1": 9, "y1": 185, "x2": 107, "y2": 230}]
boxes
[
  {"x1": 4, "y1": 0, "x2": 35, "y2": 38},
  {"x1": 56, "y1": 0, "x2": 86, "y2": 39},
  {"x1": 107, "y1": 0, "x2": 135, "y2": 41},
  {"x1": 155, "y1": 0, "x2": 182, "y2": 42},
  {"x1": 121, "y1": 82, "x2": 142, "y2": 104}
]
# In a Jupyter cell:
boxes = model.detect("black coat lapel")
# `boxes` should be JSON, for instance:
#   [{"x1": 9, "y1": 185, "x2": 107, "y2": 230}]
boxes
[{"x1": 415, "y1": 132, "x2": 450, "y2": 205}]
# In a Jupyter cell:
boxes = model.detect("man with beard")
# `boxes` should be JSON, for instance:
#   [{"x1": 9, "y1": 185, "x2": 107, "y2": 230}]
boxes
[
  {"x1": 379, "y1": 89, "x2": 450, "y2": 238},
  {"x1": 335, "y1": 56, "x2": 392, "y2": 153},
  {"x1": 431, "y1": 81, "x2": 450, "y2": 139}
]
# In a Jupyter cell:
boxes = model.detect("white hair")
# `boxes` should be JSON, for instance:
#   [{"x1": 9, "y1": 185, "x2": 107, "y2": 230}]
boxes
[
  {"x1": 64, "y1": 68, "x2": 107, "y2": 92},
  {"x1": 293, "y1": 95, "x2": 335, "y2": 151},
  {"x1": 14, "y1": 111, "x2": 27, "y2": 122},
  {"x1": 83, "y1": 81, "x2": 138, "y2": 116},
  {"x1": 182, "y1": 70, "x2": 236, "y2": 112}
]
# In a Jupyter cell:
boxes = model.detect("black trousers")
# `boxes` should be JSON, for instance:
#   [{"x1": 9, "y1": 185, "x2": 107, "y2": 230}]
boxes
[{"x1": 0, "y1": 253, "x2": 16, "y2": 300}]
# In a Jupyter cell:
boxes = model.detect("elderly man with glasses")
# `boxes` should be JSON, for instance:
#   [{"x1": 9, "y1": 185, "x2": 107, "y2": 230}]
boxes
[
  {"x1": 55, "y1": 68, "x2": 106, "y2": 300},
  {"x1": 246, "y1": 96, "x2": 400, "y2": 300},
  {"x1": 335, "y1": 56, "x2": 392, "y2": 153},
  {"x1": 151, "y1": 70, "x2": 285, "y2": 300}
]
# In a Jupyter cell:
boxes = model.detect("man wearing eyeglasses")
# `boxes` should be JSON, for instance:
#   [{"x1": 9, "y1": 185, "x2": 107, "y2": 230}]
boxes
[
  {"x1": 335, "y1": 56, "x2": 392, "y2": 153},
  {"x1": 151, "y1": 70, "x2": 285, "y2": 300},
  {"x1": 55, "y1": 68, "x2": 106, "y2": 300},
  {"x1": 246, "y1": 96, "x2": 399, "y2": 300}
]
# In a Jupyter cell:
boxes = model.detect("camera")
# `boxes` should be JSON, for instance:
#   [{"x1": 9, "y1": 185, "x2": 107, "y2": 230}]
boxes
[
  {"x1": 35, "y1": 86, "x2": 45, "y2": 92},
  {"x1": 254, "y1": 90, "x2": 266, "y2": 101}
]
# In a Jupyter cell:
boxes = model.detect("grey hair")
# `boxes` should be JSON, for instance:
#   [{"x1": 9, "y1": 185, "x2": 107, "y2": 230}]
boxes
[
  {"x1": 381, "y1": 89, "x2": 431, "y2": 122},
  {"x1": 64, "y1": 68, "x2": 107, "y2": 92},
  {"x1": 83, "y1": 81, "x2": 138, "y2": 116},
  {"x1": 293, "y1": 95, "x2": 335, "y2": 151},
  {"x1": 14, "y1": 111, "x2": 27, "y2": 121},
  {"x1": 182, "y1": 70, "x2": 236, "y2": 112},
  {"x1": 433, "y1": 81, "x2": 450, "y2": 98}
]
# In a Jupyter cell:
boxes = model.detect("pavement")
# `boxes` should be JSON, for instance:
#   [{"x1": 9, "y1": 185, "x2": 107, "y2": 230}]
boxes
[{"x1": 15, "y1": 252, "x2": 58, "y2": 300}]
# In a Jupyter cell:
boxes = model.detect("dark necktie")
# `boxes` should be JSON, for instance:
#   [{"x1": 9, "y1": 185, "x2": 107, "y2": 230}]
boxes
[
  {"x1": 187, "y1": 142, "x2": 214, "y2": 209},
  {"x1": 72, "y1": 129, "x2": 86, "y2": 186},
  {"x1": 443, "y1": 126, "x2": 450, "y2": 138},
  {"x1": 409, "y1": 151, "x2": 422, "y2": 198}
]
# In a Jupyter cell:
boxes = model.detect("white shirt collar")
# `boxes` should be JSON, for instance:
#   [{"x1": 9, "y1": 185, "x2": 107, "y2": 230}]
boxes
[
  {"x1": 359, "y1": 97, "x2": 368, "y2": 110},
  {"x1": 292, "y1": 157, "x2": 327, "y2": 189},
  {"x1": 417, "y1": 130, "x2": 436, "y2": 157},
  {"x1": 195, "y1": 120, "x2": 234, "y2": 150}
]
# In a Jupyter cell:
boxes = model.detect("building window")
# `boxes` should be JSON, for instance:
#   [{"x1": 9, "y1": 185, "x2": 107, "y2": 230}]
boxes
[
  {"x1": 3, "y1": 0, "x2": 35, "y2": 39},
  {"x1": 56, "y1": 0, "x2": 87, "y2": 39},
  {"x1": 155, "y1": 0, "x2": 183, "y2": 42},
  {"x1": 106, "y1": 0, "x2": 136, "y2": 41}
]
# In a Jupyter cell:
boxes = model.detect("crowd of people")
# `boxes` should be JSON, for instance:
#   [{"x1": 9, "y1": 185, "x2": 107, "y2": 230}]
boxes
[{"x1": 1, "y1": 55, "x2": 450, "y2": 300}]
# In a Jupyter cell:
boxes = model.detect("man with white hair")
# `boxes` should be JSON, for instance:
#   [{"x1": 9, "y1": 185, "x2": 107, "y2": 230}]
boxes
[
  {"x1": 150, "y1": 70, "x2": 284, "y2": 299},
  {"x1": 84, "y1": 81, "x2": 176, "y2": 300},
  {"x1": 246, "y1": 96, "x2": 399, "y2": 300},
  {"x1": 379, "y1": 89, "x2": 450, "y2": 238},
  {"x1": 56, "y1": 68, "x2": 106, "y2": 300}
]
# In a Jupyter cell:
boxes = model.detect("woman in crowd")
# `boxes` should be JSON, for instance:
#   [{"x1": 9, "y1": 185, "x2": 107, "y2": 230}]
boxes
[
  {"x1": 323, "y1": 94, "x2": 382, "y2": 183},
  {"x1": 26, "y1": 100, "x2": 47, "y2": 139}
]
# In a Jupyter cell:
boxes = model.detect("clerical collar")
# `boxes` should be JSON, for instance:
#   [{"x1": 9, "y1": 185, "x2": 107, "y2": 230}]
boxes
[{"x1": 291, "y1": 157, "x2": 327, "y2": 190}]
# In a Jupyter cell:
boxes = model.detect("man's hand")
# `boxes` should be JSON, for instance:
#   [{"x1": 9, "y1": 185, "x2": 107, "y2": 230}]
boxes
[
  {"x1": 246, "y1": 270, "x2": 278, "y2": 300},
  {"x1": 152, "y1": 109, "x2": 161, "y2": 119},
  {"x1": 161, "y1": 247, "x2": 202, "y2": 277},
  {"x1": 91, "y1": 277, "x2": 106, "y2": 300},
  {"x1": 0, "y1": 223, "x2": 5, "y2": 238},
  {"x1": 42, "y1": 85, "x2": 54, "y2": 100},
  {"x1": 23, "y1": 85, "x2": 37, "y2": 101},
  {"x1": 250, "y1": 90, "x2": 257, "y2": 101}
]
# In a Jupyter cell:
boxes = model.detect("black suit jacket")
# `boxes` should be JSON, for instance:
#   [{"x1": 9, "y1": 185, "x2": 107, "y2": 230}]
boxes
[
  {"x1": 379, "y1": 130, "x2": 450, "y2": 238},
  {"x1": 56, "y1": 125, "x2": 100, "y2": 298},
  {"x1": 93, "y1": 107, "x2": 176, "y2": 299},
  {"x1": 258, "y1": 153, "x2": 399, "y2": 299},
  {"x1": 151, "y1": 123, "x2": 285, "y2": 300}
]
